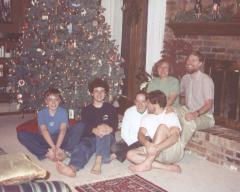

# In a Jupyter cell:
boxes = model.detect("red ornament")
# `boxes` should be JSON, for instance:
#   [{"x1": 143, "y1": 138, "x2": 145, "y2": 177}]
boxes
[{"x1": 18, "y1": 79, "x2": 25, "y2": 87}]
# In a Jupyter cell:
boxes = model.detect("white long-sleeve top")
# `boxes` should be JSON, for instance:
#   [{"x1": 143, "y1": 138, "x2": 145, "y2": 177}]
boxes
[{"x1": 121, "y1": 106, "x2": 147, "y2": 146}]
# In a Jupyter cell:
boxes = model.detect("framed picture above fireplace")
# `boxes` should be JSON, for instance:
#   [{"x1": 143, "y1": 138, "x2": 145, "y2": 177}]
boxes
[{"x1": 0, "y1": 0, "x2": 12, "y2": 23}]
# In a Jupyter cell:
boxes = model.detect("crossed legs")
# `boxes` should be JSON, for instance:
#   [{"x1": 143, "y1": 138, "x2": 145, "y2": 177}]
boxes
[{"x1": 127, "y1": 124, "x2": 181, "y2": 173}]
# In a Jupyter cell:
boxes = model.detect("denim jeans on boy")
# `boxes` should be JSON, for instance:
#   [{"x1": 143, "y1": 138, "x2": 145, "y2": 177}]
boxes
[
  {"x1": 17, "y1": 122, "x2": 85, "y2": 160},
  {"x1": 69, "y1": 133, "x2": 115, "y2": 170}
]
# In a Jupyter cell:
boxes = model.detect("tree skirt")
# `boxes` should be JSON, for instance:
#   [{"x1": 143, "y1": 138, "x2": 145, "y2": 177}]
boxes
[{"x1": 75, "y1": 174, "x2": 167, "y2": 192}]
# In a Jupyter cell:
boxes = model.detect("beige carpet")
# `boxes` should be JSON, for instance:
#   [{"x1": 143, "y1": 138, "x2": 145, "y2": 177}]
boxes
[{"x1": 1, "y1": 114, "x2": 240, "y2": 192}]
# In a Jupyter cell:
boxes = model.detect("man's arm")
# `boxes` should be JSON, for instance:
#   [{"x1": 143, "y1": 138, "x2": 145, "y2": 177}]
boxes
[
  {"x1": 138, "y1": 127, "x2": 159, "y2": 156},
  {"x1": 138, "y1": 127, "x2": 150, "y2": 146},
  {"x1": 185, "y1": 99, "x2": 213, "y2": 121}
]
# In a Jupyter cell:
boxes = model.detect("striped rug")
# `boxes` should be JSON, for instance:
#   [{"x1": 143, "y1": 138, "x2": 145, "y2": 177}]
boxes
[{"x1": 0, "y1": 181, "x2": 71, "y2": 192}]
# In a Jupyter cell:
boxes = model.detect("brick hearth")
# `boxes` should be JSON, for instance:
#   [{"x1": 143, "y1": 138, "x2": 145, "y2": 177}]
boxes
[{"x1": 186, "y1": 126, "x2": 240, "y2": 172}]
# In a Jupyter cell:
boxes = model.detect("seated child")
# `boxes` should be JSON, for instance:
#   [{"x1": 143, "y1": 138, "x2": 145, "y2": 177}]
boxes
[{"x1": 17, "y1": 87, "x2": 85, "y2": 161}]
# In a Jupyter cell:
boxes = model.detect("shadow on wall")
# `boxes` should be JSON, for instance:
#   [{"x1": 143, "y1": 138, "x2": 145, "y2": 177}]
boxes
[{"x1": 162, "y1": 39, "x2": 193, "y2": 79}]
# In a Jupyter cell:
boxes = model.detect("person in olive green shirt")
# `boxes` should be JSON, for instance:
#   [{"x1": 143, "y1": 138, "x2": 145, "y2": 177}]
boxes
[{"x1": 147, "y1": 58, "x2": 180, "y2": 107}]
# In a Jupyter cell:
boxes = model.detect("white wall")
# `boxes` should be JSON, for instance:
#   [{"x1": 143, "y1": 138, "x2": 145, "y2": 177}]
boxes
[
  {"x1": 101, "y1": 0, "x2": 123, "y2": 53},
  {"x1": 101, "y1": 0, "x2": 167, "y2": 74},
  {"x1": 146, "y1": 0, "x2": 166, "y2": 74}
]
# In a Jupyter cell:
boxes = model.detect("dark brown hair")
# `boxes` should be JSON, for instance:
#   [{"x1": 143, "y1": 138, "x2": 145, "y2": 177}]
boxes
[
  {"x1": 88, "y1": 78, "x2": 109, "y2": 93},
  {"x1": 187, "y1": 51, "x2": 204, "y2": 62},
  {"x1": 44, "y1": 87, "x2": 62, "y2": 100},
  {"x1": 148, "y1": 90, "x2": 167, "y2": 108}
]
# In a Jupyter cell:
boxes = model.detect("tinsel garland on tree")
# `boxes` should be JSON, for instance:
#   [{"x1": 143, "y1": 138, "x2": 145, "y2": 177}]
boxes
[{"x1": 7, "y1": 0, "x2": 124, "y2": 118}]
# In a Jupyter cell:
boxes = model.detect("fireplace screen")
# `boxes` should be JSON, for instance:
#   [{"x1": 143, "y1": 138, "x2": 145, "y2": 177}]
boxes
[{"x1": 205, "y1": 59, "x2": 240, "y2": 125}]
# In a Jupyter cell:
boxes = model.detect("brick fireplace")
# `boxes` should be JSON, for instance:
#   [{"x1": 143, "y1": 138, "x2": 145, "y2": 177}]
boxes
[
  {"x1": 165, "y1": 0, "x2": 240, "y2": 128},
  {"x1": 165, "y1": 0, "x2": 240, "y2": 171}
]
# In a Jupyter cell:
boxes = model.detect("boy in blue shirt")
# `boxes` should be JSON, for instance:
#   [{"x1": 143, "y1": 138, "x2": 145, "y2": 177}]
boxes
[{"x1": 17, "y1": 88, "x2": 85, "y2": 161}]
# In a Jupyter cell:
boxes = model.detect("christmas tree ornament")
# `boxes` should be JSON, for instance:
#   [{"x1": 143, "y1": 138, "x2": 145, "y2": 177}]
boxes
[
  {"x1": 71, "y1": 2, "x2": 81, "y2": 8},
  {"x1": 81, "y1": 8, "x2": 87, "y2": 16},
  {"x1": 31, "y1": 0, "x2": 38, "y2": 6},
  {"x1": 92, "y1": 20, "x2": 98, "y2": 27},
  {"x1": 18, "y1": 79, "x2": 25, "y2": 87},
  {"x1": 98, "y1": 59, "x2": 102, "y2": 66},
  {"x1": 42, "y1": 15, "x2": 49, "y2": 20},
  {"x1": 17, "y1": 94, "x2": 23, "y2": 104},
  {"x1": 67, "y1": 23, "x2": 73, "y2": 34}
]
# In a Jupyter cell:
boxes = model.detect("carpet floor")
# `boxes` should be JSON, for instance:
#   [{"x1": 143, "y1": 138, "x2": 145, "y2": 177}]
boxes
[
  {"x1": 75, "y1": 174, "x2": 167, "y2": 192},
  {"x1": 1, "y1": 114, "x2": 240, "y2": 192},
  {"x1": 0, "y1": 147, "x2": 6, "y2": 155}
]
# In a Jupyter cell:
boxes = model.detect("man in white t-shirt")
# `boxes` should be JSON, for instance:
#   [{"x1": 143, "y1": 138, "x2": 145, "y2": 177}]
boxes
[
  {"x1": 111, "y1": 91, "x2": 148, "y2": 162},
  {"x1": 127, "y1": 90, "x2": 184, "y2": 173}
]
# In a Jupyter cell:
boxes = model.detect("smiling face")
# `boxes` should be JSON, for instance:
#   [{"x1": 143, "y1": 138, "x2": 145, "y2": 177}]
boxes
[
  {"x1": 186, "y1": 54, "x2": 202, "y2": 74},
  {"x1": 45, "y1": 94, "x2": 61, "y2": 112},
  {"x1": 157, "y1": 62, "x2": 169, "y2": 79},
  {"x1": 92, "y1": 87, "x2": 106, "y2": 104},
  {"x1": 135, "y1": 93, "x2": 148, "y2": 114}
]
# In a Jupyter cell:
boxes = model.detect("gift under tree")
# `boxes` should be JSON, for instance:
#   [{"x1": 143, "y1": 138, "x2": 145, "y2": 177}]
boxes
[{"x1": 7, "y1": 0, "x2": 124, "y2": 118}]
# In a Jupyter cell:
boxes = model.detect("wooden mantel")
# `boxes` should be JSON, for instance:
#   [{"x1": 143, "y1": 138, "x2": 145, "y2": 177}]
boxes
[{"x1": 168, "y1": 22, "x2": 240, "y2": 37}]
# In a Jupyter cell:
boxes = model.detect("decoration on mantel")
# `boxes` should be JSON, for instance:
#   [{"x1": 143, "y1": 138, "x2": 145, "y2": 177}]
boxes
[
  {"x1": 168, "y1": 1, "x2": 240, "y2": 36},
  {"x1": 212, "y1": 0, "x2": 221, "y2": 21},
  {"x1": 171, "y1": 3, "x2": 234, "y2": 23},
  {"x1": 194, "y1": 0, "x2": 202, "y2": 20}
]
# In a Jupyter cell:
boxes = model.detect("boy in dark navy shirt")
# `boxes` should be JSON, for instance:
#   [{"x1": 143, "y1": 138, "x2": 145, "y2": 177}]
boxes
[{"x1": 57, "y1": 78, "x2": 118, "y2": 176}]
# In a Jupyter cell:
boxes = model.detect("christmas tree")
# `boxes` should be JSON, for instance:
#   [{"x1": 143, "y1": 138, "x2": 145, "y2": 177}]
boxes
[{"x1": 7, "y1": 0, "x2": 124, "y2": 118}]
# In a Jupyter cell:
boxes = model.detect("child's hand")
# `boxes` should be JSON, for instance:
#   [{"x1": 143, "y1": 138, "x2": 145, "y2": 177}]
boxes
[
  {"x1": 46, "y1": 148, "x2": 57, "y2": 161},
  {"x1": 56, "y1": 148, "x2": 67, "y2": 161}
]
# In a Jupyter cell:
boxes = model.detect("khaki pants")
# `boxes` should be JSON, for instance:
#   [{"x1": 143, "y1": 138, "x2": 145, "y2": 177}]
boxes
[
  {"x1": 176, "y1": 106, "x2": 215, "y2": 148},
  {"x1": 139, "y1": 138, "x2": 184, "y2": 164},
  {"x1": 156, "y1": 138, "x2": 184, "y2": 163}
]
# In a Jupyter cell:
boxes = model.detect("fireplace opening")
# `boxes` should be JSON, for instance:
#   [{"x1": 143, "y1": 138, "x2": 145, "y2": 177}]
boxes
[{"x1": 205, "y1": 59, "x2": 240, "y2": 129}]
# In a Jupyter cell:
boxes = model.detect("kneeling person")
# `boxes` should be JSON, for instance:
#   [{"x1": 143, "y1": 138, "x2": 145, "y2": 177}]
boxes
[{"x1": 127, "y1": 90, "x2": 184, "y2": 173}]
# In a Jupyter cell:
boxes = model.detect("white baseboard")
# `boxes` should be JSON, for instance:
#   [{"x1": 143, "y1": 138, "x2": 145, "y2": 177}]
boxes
[{"x1": 0, "y1": 102, "x2": 19, "y2": 113}]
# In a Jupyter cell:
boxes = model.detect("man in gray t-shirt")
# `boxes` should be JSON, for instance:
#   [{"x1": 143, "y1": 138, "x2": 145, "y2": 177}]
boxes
[{"x1": 178, "y1": 51, "x2": 215, "y2": 147}]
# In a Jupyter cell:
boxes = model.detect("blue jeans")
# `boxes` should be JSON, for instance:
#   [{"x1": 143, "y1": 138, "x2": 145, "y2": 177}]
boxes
[
  {"x1": 17, "y1": 122, "x2": 85, "y2": 160},
  {"x1": 69, "y1": 134, "x2": 115, "y2": 170}
]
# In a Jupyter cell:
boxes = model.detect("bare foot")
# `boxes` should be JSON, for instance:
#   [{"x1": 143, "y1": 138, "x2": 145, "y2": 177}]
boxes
[
  {"x1": 168, "y1": 164, "x2": 181, "y2": 173},
  {"x1": 91, "y1": 163, "x2": 101, "y2": 175},
  {"x1": 91, "y1": 156, "x2": 102, "y2": 175},
  {"x1": 128, "y1": 162, "x2": 152, "y2": 172},
  {"x1": 56, "y1": 161, "x2": 76, "y2": 177},
  {"x1": 56, "y1": 149, "x2": 67, "y2": 161},
  {"x1": 46, "y1": 149, "x2": 56, "y2": 161},
  {"x1": 110, "y1": 153, "x2": 117, "y2": 160}
]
